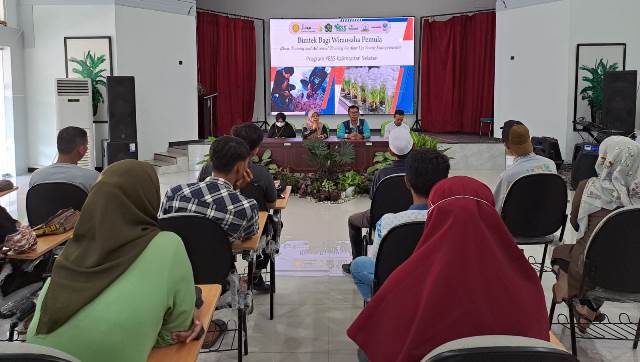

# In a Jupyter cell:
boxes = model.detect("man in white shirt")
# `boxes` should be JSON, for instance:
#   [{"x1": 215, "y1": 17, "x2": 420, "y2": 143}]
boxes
[
  {"x1": 493, "y1": 121, "x2": 557, "y2": 212},
  {"x1": 383, "y1": 109, "x2": 410, "y2": 139},
  {"x1": 349, "y1": 148, "x2": 450, "y2": 301},
  {"x1": 29, "y1": 127, "x2": 100, "y2": 194}
]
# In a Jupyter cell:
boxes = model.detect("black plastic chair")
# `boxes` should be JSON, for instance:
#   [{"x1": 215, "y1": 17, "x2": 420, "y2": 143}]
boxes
[
  {"x1": 364, "y1": 174, "x2": 413, "y2": 254},
  {"x1": 501, "y1": 173, "x2": 567, "y2": 279},
  {"x1": 0, "y1": 342, "x2": 79, "y2": 361},
  {"x1": 158, "y1": 214, "x2": 233, "y2": 285},
  {"x1": 424, "y1": 336, "x2": 577, "y2": 362},
  {"x1": 372, "y1": 221, "x2": 424, "y2": 295},
  {"x1": 548, "y1": 206, "x2": 640, "y2": 357},
  {"x1": 26, "y1": 182, "x2": 88, "y2": 227}
]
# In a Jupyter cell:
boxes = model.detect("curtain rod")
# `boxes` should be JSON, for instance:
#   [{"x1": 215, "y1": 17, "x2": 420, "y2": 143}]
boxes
[
  {"x1": 196, "y1": 8, "x2": 265, "y2": 22},
  {"x1": 421, "y1": 8, "x2": 495, "y2": 19}
]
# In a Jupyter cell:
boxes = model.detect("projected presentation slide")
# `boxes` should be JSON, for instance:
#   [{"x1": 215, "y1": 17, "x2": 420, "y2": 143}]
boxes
[{"x1": 270, "y1": 17, "x2": 415, "y2": 115}]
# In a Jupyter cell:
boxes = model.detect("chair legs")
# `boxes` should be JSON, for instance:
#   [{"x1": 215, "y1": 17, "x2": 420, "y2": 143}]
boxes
[
  {"x1": 568, "y1": 301, "x2": 578, "y2": 357},
  {"x1": 539, "y1": 244, "x2": 549, "y2": 280},
  {"x1": 634, "y1": 317, "x2": 640, "y2": 349},
  {"x1": 237, "y1": 307, "x2": 243, "y2": 361}
]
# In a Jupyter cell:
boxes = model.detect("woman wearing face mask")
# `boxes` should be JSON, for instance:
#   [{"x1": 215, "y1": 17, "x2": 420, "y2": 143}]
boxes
[
  {"x1": 268, "y1": 112, "x2": 297, "y2": 138},
  {"x1": 302, "y1": 110, "x2": 329, "y2": 140}
]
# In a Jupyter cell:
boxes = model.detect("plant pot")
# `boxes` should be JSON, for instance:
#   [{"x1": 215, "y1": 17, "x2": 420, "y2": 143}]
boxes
[{"x1": 329, "y1": 191, "x2": 340, "y2": 202}]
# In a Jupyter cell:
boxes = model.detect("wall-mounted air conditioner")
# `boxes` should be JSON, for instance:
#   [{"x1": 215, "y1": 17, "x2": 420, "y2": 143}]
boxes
[{"x1": 55, "y1": 78, "x2": 95, "y2": 169}]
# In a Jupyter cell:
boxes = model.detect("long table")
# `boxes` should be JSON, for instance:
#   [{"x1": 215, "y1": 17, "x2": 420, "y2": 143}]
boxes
[{"x1": 261, "y1": 137, "x2": 389, "y2": 173}]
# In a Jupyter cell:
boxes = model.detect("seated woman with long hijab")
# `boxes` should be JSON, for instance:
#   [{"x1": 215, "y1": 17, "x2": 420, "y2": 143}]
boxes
[
  {"x1": 347, "y1": 176, "x2": 549, "y2": 362},
  {"x1": 551, "y1": 136, "x2": 640, "y2": 331},
  {"x1": 27, "y1": 160, "x2": 201, "y2": 362},
  {"x1": 302, "y1": 109, "x2": 329, "y2": 140}
]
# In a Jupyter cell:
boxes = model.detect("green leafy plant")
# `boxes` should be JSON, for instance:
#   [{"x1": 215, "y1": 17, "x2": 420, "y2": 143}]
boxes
[
  {"x1": 410, "y1": 131, "x2": 440, "y2": 149},
  {"x1": 303, "y1": 139, "x2": 355, "y2": 178},
  {"x1": 579, "y1": 58, "x2": 620, "y2": 121},
  {"x1": 337, "y1": 171, "x2": 365, "y2": 192},
  {"x1": 198, "y1": 136, "x2": 217, "y2": 165},
  {"x1": 252, "y1": 149, "x2": 279, "y2": 175},
  {"x1": 69, "y1": 51, "x2": 108, "y2": 116},
  {"x1": 367, "y1": 151, "x2": 395, "y2": 174},
  {"x1": 278, "y1": 170, "x2": 303, "y2": 194},
  {"x1": 320, "y1": 180, "x2": 336, "y2": 193}
]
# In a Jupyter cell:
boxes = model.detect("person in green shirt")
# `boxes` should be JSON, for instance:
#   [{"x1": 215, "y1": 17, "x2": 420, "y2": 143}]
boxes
[{"x1": 27, "y1": 159, "x2": 201, "y2": 362}]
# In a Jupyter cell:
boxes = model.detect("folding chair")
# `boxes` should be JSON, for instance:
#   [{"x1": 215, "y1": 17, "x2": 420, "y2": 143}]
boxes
[
  {"x1": 424, "y1": 335, "x2": 577, "y2": 362},
  {"x1": 501, "y1": 173, "x2": 567, "y2": 279},
  {"x1": 372, "y1": 221, "x2": 424, "y2": 295},
  {"x1": 363, "y1": 174, "x2": 413, "y2": 255},
  {"x1": 0, "y1": 342, "x2": 80, "y2": 362},
  {"x1": 26, "y1": 182, "x2": 88, "y2": 227},
  {"x1": 548, "y1": 206, "x2": 640, "y2": 357}
]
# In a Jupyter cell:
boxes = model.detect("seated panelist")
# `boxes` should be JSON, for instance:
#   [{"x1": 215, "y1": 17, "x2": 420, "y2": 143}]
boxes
[{"x1": 338, "y1": 105, "x2": 371, "y2": 140}]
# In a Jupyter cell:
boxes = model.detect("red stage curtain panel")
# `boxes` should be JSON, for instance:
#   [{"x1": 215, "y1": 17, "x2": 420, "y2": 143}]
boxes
[
  {"x1": 420, "y1": 12, "x2": 496, "y2": 133},
  {"x1": 197, "y1": 11, "x2": 256, "y2": 136}
]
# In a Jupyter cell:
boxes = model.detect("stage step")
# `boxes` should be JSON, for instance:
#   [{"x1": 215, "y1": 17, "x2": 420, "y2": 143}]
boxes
[{"x1": 144, "y1": 146, "x2": 189, "y2": 174}]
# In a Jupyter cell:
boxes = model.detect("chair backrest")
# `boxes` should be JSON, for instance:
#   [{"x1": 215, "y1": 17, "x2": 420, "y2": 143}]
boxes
[
  {"x1": 501, "y1": 173, "x2": 567, "y2": 238},
  {"x1": 26, "y1": 182, "x2": 88, "y2": 227},
  {"x1": 159, "y1": 214, "x2": 233, "y2": 285},
  {"x1": 0, "y1": 342, "x2": 80, "y2": 362},
  {"x1": 369, "y1": 174, "x2": 413, "y2": 231},
  {"x1": 241, "y1": 182, "x2": 268, "y2": 212},
  {"x1": 373, "y1": 221, "x2": 424, "y2": 294},
  {"x1": 424, "y1": 336, "x2": 577, "y2": 362},
  {"x1": 584, "y1": 206, "x2": 640, "y2": 294}
]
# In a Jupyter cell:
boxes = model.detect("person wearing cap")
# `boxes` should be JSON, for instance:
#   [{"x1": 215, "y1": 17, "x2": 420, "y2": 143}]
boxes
[
  {"x1": 343, "y1": 129, "x2": 414, "y2": 274},
  {"x1": 383, "y1": 110, "x2": 409, "y2": 139},
  {"x1": 349, "y1": 148, "x2": 450, "y2": 300},
  {"x1": 268, "y1": 112, "x2": 297, "y2": 138},
  {"x1": 493, "y1": 122, "x2": 557, "y2": 212}
]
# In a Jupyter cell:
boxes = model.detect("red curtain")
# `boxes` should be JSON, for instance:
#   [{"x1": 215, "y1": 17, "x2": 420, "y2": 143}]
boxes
[
  {"x1": 197, "y1": 12, "x2": 256, "y2": 136},
  {"x1": 420, "y1": 12, "x2": 496, "y2": 133}
]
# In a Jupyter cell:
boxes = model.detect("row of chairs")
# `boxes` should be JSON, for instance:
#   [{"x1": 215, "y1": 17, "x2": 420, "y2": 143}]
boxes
[{"x1": 367, "y1": 173, "x2": 640, "y2": 359}]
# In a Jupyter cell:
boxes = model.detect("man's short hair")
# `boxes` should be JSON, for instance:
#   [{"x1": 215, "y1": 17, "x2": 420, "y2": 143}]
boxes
[
  {"x1": 275, "y1": 112, "x2": 286, "y2": 121},
  {"x1": 283, "y1": 67, "x2": 294, "y2": 75},
  {"x1": 348, "y1": 105, "x2": 359, "y2": 112},
  {"x1": 394, "y1": 109, "x2": 405, "y2": 116},
  {"x1": 57, "y1": 126, "x2": 88, "y2": 155},
  {"x1": 501, "y1": 120, "x2": 524, "y2": 142},
  {"x1": 406, "y1": 148, "x2": 450, "y2": 198},
  {"x1": 209, "y1": 136, "x2": 251, "y2": 174},
  {"x1": 231, "y1": 123, "x2": 264, "y2": 152}
]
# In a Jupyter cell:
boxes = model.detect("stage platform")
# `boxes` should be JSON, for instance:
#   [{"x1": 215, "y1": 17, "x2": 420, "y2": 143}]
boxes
[{"x1": 184, "y1": 134, "x2": 505, "y2": 172}]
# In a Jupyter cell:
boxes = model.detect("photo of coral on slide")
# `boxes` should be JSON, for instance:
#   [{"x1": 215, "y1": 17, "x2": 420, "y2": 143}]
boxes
[{"x1": 270, "y1": 66, "x2": 331, "y2": 113}]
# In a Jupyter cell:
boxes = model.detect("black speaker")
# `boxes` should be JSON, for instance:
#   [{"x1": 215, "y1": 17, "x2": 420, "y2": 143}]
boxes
[
  {"x1": 107, "y1": 76, "x2": 137, "y2": 141},
  {"x1": 106, "y1": 141, "x2": 138, "y2": 165},
  {"x1": 571, "y1": 143, "x2": 599, "y2": 190},
  {"x1": 602, "y1": 70, "x2": 637, "y2": 134},
  {"x1": 532, "y1": 136, "x2": 563, "y2": 168}
]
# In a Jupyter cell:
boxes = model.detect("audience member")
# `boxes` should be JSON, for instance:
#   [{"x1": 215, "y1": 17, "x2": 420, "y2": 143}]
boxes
[
  {"x1": 383, "y1": 110, "x2": 409, "y2": 139},
  {"x1": 161, "y1": 136, "x2": 259, "y2": 245},
  {"x1": 551, "y1": 136, "x2": 640, "y2": 331},
  {"x1": 232, "y1": 123, "x2": 278, "y2": 292},
  {"x1": 343, "y1": 129, "x2": 414, "y2": 274},
  {"x1": 493, "y1": 121, "x2": 556, "y2": 211},
  {"x1": 347, "y1": 176, "x2": 550, "y2": 362},
  {"x1": 29, "y1": 127, "x2": 100, "y2": 193},
  {"x1": 302, "y1": 109, "x2": 329, "y2": 140},
  {"x1": 27, "y1": 160, "x2": 200, "y2": 362},
  {"x1": 268, "y1": 112, "x2": 297, "y2": 138},
  {"x1": 338, "y1": 105, "x2": 371, "y2": 140},
  {"x1": 350, "y1": 148, "x2": 450, "y2": 300}
]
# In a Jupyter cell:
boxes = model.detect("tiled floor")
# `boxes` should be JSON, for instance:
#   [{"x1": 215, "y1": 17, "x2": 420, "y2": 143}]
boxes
[{"x1": 2, "y1": 170, "x2": 639, "y2": 361}]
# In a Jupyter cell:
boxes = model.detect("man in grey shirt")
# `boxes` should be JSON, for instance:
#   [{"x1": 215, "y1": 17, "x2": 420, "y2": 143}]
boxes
[
  {"x1": 29, "y1": 127, "x2": 100, "y2": 194},
  {"x1": 494, "y1": 121, "x2": 557, "y2": 212}
]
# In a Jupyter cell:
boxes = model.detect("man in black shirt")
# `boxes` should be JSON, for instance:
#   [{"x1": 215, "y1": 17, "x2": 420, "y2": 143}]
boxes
[{"x1": 343, "y1": 129, "x2": 414, "y2": 274}]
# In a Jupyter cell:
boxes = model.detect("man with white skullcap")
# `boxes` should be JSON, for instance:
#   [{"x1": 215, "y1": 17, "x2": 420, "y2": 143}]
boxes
[{"x1": 343, "y1": 129, "x2": 415, "y2": 274}]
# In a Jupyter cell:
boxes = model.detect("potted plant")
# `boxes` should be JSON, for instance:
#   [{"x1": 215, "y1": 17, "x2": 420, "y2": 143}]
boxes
[
  {"x1": 579, "y1": 58, "x2": 620, "y2": 124},
  {"x1": 252, "y1": 149, "x2": 279, "y2": 175},
  {"x1": 69, "y1": 51, "x2": 108, "y2": 116},
  {"x1": 303, "y1": 139, "x2": 355, "y2": 180}
]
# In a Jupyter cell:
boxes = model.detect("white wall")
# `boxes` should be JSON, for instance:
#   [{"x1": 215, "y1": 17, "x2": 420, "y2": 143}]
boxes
[
  {"x1": 494, "y1": 1, "x2": 571, "y2": 156},
  {"x1": 114, "y1": 5, "x2": 197, "y2": 161},
  {"x1": 198, "y1": 0, "x2": 496, "y2": 130},
  {"x1": 495, "y1": 0, "x2": 640, "y2": 160},
  {"x1": 24, "y1": 4, "x2": 116, "y2": 167}
]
